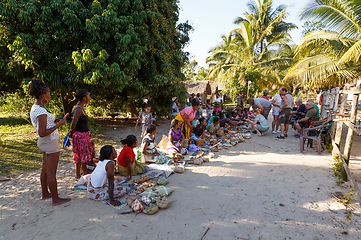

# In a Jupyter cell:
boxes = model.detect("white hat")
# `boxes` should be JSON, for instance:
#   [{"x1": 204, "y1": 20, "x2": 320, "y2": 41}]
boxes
[{"x1": 172, "y1": 97, "x2": 177, "y2": 101}]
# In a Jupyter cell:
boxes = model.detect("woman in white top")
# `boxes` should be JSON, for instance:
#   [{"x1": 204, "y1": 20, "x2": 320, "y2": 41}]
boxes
[
  {"x1": 87, "y1": 145, "x2": 126, "y2": 206},
  {"x1": 141, "y1": 125, "x2": 170, "y2": 164},
  {"x1": 29, "y1": 78, "x2": 70, "y2": 206},
  {"x1": 271, "y1": 93, "x2": 282, "y2": 133},
  {"x1": 213, "y1": 93, "x2": 222, "y2": 112}
]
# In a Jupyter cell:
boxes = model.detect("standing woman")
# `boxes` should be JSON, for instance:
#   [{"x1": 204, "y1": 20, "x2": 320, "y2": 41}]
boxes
[
  {"x1": 174, "y1": 98, "x2": 200, "y2": 140},
  {"x1": 213, "y1": 93, "x2": 222, "y2": 113},
  {"x1": 70, "y1": 89, "x2": 92, "y2": 179},
  {"x1": 29, "y1": 78, "x2": 71, "y2": 206}
]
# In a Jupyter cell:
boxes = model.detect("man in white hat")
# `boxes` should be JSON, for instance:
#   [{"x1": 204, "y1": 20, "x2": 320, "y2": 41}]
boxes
[{"x1": 172, "y1": 97, "x2": 179, "y2": 119}]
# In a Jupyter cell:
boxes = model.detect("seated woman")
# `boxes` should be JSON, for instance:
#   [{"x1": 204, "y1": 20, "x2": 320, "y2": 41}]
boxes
[
  {"x1": 206, "y1": 116, "x2": 222, "y2": 137},
  {"x1": 190, "y1": 117, "x2": 206, "y2": 144},
  {"x1": 141, "y1": 124, "x2": 171, "y2": 164},
  {"x1": 87, "y1": 145, "x2": 126, "y2": 205},
  {"x1": 117, "y1": 135, "x2": 147, "y2": 180},
  {"x1": 167, "y1": 119, "x2": 186, "y2": 159},
  {"x1": 245, "y1": 108, "x2": 269, "y2": 136}
]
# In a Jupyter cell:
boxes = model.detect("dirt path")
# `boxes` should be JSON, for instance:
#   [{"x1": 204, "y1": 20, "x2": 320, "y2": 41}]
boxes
[{"x1": 1, "y1": 119, "x2": 361, "y2": 239}]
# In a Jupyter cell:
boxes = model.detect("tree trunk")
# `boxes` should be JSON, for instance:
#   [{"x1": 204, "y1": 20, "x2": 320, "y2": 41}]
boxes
[
  {"x1": 60, "y1": 89, "x2": 77, "y2": 117},
  {"x1": 127, "y1": 100, "x2": 138, "y2": 118}
]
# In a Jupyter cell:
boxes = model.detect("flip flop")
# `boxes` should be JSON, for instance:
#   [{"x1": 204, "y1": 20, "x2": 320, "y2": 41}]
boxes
[{"x1": 276, "y1": 135, "x2": 285, "y2": 139}]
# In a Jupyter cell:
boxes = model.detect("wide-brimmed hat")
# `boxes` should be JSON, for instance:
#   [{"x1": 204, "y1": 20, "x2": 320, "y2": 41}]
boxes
[
  {"x1": 172, "y1": 97, "x2": 177, "y2": 101},
  {"x1": 263, "y1": 89, "x2": 269, "y2": 93}
]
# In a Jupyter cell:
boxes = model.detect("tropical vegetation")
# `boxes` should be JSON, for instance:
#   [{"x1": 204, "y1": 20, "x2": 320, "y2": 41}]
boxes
[
  {"x1": 285, "y1": 0, "x2": 361, "y2": 89},
  {"x1": 206, "y1": 0, "x2": 297, "y2": 98},
  {"x1": 0, "y1": 0, "x2": 191, "y2": 116}
]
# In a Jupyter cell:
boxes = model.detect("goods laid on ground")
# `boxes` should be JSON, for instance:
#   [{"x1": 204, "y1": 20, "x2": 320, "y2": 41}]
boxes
[{"x1": 82, "y1": 124, "x2": 254, "y2": 216}]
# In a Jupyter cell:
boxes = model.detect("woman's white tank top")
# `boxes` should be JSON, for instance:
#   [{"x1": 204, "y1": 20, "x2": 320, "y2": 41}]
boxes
[{"x1": 90, "y1": 159, "x2": 111, "y2": 188}]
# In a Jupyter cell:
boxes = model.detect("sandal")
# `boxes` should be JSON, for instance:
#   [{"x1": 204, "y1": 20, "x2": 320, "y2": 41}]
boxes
[
  {"x1": 285, "y1": 134, "x2": 288, "y2": 137},
  {"x1": 276, "y1": 135, "x2": 285, "y2": 139}
]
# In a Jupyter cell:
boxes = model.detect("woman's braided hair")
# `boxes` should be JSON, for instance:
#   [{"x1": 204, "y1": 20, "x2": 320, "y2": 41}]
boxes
[{"x1": 28, "y1": 78, "x2": 49, "y2": 99}]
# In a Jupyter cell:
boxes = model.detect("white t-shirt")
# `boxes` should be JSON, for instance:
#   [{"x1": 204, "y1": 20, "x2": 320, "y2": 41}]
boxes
[
  {"x1": 214, "y1": 96, "x2": 222, "y2": 103},
  {"x1": 272, "y1": 94, "x2": 282, "y2": 111},
  {"x1": 30, "y1": 105, "x2": 59, "y2": 140},
  {"x1": 172, "y1": 102, "x2": 179, "y2": 117},
  {"x1": 90, "y1": 159, "x2": 111, "y2": 188}
]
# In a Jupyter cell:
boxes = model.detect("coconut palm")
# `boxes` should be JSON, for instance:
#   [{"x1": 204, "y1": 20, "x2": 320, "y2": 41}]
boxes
[
  {"x1": 285, "y1": 0, "x2": 361, "y2": 89},
  {"x1": 206, "y1": 0, "x2": 297, "y2": 91}
]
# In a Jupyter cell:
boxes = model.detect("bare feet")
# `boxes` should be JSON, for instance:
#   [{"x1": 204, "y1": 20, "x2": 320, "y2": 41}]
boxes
[
  {"x1": 40, "y1": 192, "x2": 52, "y2": 200},
  {"x1": 52, "y1": 198, "x2": 71, "y2": 206}
]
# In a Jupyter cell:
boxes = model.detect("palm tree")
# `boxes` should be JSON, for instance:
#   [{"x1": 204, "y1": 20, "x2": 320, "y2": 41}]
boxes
[
  {"x1": 206, "y1": 0, "x2": 297, "y2": 92},
  {"x1": 285, "y1": 0, "x2": 361, "y2": 89}
]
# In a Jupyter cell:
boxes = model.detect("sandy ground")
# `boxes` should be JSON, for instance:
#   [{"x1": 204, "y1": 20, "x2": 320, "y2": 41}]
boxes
[{"x1": 1, "y1": 117, "x2": 361, "y2": 240}]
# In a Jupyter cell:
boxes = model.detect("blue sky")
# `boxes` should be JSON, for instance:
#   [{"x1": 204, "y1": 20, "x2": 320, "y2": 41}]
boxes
[{"x1": 178, "y1": 0, "x2": 310, "y2": 68}]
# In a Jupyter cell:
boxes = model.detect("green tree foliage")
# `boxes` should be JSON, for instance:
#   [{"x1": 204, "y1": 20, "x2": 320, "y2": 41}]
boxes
[
  {"x1": 0, "y1": 0, "x2": 191, "y2": 116},
  {"x1": 285, "y1": 0, "x2": 361, "y2": 89}
]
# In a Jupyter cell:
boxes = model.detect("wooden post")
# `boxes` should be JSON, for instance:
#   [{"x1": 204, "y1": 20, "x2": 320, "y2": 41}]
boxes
[
  {"x1": 342, "y1": 93, "x2": 360, "y2": 180},
  {"x1": 332, "y1": 93, "x2": 347, "y2": 158}
]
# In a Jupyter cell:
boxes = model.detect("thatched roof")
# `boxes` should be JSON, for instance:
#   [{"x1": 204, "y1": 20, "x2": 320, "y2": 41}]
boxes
[{"x1": 185, "y1": 81, "x2": 212, "y2": 95}]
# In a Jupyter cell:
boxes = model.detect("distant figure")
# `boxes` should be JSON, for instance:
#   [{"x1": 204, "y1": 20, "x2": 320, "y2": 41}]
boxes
[
  {"x1": 29, "y1": 78, "x2": 70, "y2": 206},
  {"x1": 213, "y1": 93, "x2": 222, "y2": 112},
  {"x1": 271, "y1": 92, "x2": 282, "y2": 133},
  {"x1": 197, "y1": 93, "x2": 202, "y2": 105},
  {"x1": 236, "y1": 90, "x2": 245, "y2": 107},
  {"x1": 206, "y1": 99, "x2": 212, "y2": 119},
  {"x1": 172, "y1": 97, "x2": 179, "y2": 119},
  {"x1": 135, "y1": 104, "x2": 153, "y2": 138},
  {"x1": 259, "y1": 89, "x2": 270, "y2": 100},
  {"x1": 277, "y1": 87, "x2": 293, "y2": 139}
]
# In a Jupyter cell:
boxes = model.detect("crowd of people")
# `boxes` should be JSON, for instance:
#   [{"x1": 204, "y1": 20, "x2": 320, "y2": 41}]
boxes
[{"x1": 28, "y1": 78, "x2": 320, "y2": 206}]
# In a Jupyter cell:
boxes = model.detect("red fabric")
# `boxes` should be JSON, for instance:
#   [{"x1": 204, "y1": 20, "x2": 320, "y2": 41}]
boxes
[
  {"x1": 117, "y1": 146, "x2": 135, "y2": 167},
  {"x1": 259, "y1": 95, "x2": 270, "y2": 100},
  {"x1": 72, "y1": 130, "x2": 92, "y2": 164}
]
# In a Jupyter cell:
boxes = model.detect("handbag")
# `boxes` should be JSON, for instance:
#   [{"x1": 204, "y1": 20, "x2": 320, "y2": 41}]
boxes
[
  {"x1": 156, "y1": 197, "x2": 170, "y2": 209},
  {"x1": 63, "y1": 133, "x2": 71, "y2": 147},
  {"x1": 131, "y1": 199, "x2": 144, "y2": 213},
  {"x1": 143, "y1": 203, "x2": 159, "y2": 215}
]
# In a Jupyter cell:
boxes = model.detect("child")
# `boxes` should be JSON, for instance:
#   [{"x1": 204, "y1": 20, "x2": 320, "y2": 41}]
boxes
[
  {"x1": 87, "y1": 145, "x2": 126, "y2": 205},
  {"x1": 190, "y1": 117, "x2": 207, "y2": 144},
  {"x1": 135, "y1": 104, "x2": 153, "y2": 138},
  {"x1": 206, "y1": 116, "x2": 221, "y2": 136},
  {"x1": 206, "y1": 99, "x2": 212, "y2": 119},
  {"x1": 245, "y1": 108, "x2": 269, "y2": 136},
  {"x1": 141, "y1": 124, "x2": 170, "y2": 164},
  {"x1": 208, "y1": 111, "x2": 218, "y2": 125},
  {"x1": 244, "y1": 106, "x2": 255, "y2": 120}
]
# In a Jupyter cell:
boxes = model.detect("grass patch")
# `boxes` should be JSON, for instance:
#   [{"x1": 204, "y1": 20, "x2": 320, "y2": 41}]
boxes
[{"x1": 0, "y1": 112, "x2": 103, "y2": 176}]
